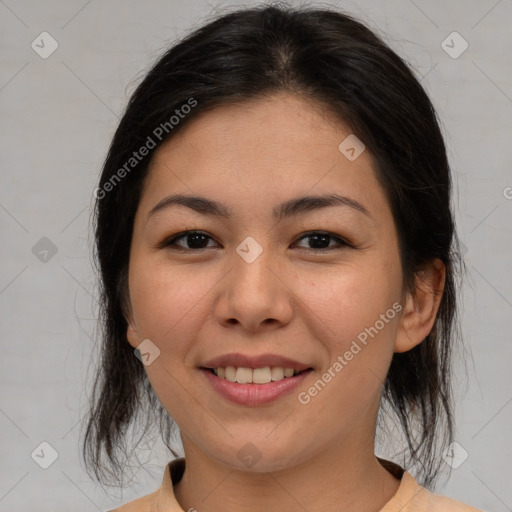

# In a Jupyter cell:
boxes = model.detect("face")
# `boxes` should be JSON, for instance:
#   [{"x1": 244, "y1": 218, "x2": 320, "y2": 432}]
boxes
[{"x1": 126, "y1": 92, "x2": 407, "y2": 472}]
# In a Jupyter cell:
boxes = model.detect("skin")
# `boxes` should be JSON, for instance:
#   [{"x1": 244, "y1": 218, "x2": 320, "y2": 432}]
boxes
[{"x1": 125, "y1": 92, "x2": 445, "y2": 512}]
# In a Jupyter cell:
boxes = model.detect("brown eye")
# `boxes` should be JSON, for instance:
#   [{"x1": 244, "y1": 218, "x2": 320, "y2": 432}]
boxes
[
  {"x1": 157, "y1": 230, "x2": 353, "y2": 253},
  {"x1": 159, "y1": 231, "x2": 218, "y2": 251},
  {"x1": 293, "y1": 231, "x2": 353, "y2": 251}
]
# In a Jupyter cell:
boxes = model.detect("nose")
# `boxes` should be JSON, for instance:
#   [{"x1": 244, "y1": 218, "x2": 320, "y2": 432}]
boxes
[{"x1": 213, "y1": 243, "x2": 294, "y2": 333}]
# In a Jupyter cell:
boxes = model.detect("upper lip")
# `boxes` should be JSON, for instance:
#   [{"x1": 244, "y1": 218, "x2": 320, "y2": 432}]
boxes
[{"x1": 201, "y1": 352, "x2": 312, "y2": 371}]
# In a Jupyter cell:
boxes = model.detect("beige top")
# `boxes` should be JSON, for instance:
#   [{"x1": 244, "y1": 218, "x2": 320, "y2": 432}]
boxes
[{"x1": 109, "y1": 457, "x2": 482, "y2": 511}]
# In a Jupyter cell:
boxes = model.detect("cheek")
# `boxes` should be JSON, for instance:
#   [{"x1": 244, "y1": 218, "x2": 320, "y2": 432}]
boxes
[
  {"x1": 296, "y1": 284, "x2": 399, "y2": 427},
  {"x1": 294, "y1": 255, "x2": 402, "y2": 392},
  {"x1": 297, "y1": 257, "x2": 401, "y2": 342},
  {"x1": 128, "y1": 258, "x2": 208, "y2": 353},
  {"x1": 128, "y1": 262, "x2": 208, "y2": 418}
]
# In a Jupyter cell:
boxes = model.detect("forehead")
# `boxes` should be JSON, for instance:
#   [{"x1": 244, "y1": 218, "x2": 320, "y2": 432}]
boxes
[
  {"x1": 153, "y1": 93, "x2": 359, "y2": 169},
  {"x1": 137, "y1": 93, "x2": 388, "y2": 223}
]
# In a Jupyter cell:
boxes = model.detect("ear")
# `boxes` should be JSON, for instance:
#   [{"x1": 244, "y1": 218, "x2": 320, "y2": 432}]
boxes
[
  {"x1": 120, "y1": 269, "x2": 140, "y2": 349},
  {"x1": 124, "y1": 297, "x2": 140, "y2": 350},
  {"x1": 126, "y1": 320, "x2": 140, "y2": 349},
  {"x1": 394, "y1": 258, "x2": 446, "y2": 353}
]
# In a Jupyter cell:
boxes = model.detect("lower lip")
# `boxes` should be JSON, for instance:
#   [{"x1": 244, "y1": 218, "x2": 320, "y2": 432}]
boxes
[{"x1": 200, "y1": 368, "x2": 313, "y2": 406}]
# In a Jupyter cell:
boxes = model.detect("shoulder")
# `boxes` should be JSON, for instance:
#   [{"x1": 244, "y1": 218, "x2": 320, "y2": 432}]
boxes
[
  {"x1": 106, "y1": 491, "x2": 155, "y2": 512},
  {"x1": 107, "y1": 458, "x2": 181, "y2": 511},
  {"x1": 428, "y1": 491, "x2": 483, "y2": 511},
  {"x1": 389, "y1": 471, "x2": 483, "y2": 512}
]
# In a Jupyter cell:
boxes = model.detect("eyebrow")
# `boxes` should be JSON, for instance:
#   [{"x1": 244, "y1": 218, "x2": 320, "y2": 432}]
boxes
[{"x1": 147, "y1": 193, "x2": 372, "y2": 222}]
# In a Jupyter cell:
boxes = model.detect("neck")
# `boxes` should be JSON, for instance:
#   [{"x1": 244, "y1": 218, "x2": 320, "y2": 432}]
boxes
[{"x1": 173, "y1": 433, "x2": 400, "y2": 512}]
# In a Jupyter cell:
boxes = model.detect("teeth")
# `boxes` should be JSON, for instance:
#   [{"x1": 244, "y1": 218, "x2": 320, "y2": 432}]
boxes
[
  {"x1": 271, "y1": 367, "x2": 284, "y2": 381},
  {"x1": 212, "y1": 366, "x2": 303, "y2": 384}
]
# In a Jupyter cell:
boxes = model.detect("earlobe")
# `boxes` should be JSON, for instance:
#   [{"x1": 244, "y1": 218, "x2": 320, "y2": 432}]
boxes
[
  {"x1": 394, "y1": 259, "x2": 446, "y2": 353},
  {"x1": 126, "y1": 319, "x2": 139, "y2": 349}
]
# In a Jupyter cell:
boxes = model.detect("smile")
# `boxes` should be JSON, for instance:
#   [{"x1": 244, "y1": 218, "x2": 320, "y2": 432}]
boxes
[{"x1": 200, "y1": 367, "x2": 313, "y2": 406}]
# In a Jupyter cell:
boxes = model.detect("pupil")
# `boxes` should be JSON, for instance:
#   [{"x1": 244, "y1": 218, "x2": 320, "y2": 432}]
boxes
[
  {"x1": 309, "y1": 234, "x2": 329, "y2": 249},
  {"x1": 188, "y1": 233, "x2": 207, "y2": 248}
]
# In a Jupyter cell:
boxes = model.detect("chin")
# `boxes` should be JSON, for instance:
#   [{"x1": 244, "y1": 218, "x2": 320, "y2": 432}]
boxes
[{"x1": 210, "y1": 439, "x2": 308, "y2": 474}]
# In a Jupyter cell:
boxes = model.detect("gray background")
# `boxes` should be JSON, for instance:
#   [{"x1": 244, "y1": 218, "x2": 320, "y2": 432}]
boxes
[{"x1": 1, "y1": 0, "x2": 511, "y2": 510}]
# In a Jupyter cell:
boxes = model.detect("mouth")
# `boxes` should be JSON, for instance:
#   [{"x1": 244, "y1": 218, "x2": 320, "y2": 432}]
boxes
[
  {"x1": 199, "y1": 366, "x2": 314, "y2": 406},
  {"x1": 200, "y1": 366, "x2": 313, "y2": 385}
]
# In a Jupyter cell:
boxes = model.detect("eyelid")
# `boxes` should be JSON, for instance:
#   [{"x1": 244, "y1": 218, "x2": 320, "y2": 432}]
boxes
[
  {"x1": 156, "y1": 229, "x2": 355, "y2": 252},
  {"x1": 154, "y1": 230, "x2": 216, "y2": 251},
  {"x1": 294, "y1": 231, "x2": 355, "y2": 250}
]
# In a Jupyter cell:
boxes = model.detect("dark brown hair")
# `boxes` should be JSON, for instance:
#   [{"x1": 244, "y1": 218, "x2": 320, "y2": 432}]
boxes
[{"x1": 82, "y1": 1, "x2": 464, "y2": 489}]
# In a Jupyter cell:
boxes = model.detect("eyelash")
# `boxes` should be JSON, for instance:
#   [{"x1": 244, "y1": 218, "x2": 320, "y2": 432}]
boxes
[{"x1": 157, "y1": 230, "x2": 354, "y2": 253}]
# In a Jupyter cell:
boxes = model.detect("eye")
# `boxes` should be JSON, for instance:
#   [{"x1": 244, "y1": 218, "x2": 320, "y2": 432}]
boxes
[
  {"x1": 292, "y1": 231, "x2": 353, "y2": 251},
  {"x1": 158, "y1": 230, "x2": 218, "y2": 251},
  {"x1": 158, "y1": 230, "x2": 353, "y2": 252}
]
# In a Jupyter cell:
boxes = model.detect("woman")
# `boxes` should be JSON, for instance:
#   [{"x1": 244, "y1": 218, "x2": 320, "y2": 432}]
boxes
[{"x1": 83, "y1": 3, "x2": 481, "y2": 511}]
